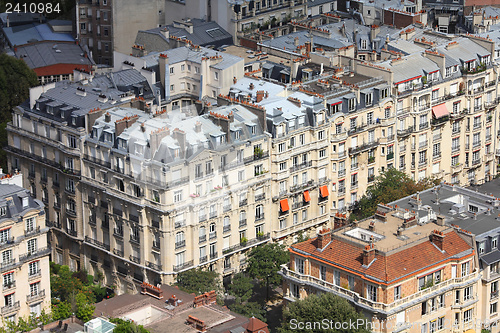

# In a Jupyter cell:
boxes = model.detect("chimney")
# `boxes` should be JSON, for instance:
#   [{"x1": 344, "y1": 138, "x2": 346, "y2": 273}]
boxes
[
  {"x1": 233, "y1": 76, "x2": 237, "y2": 84},
  {"x1": 294, "y1": 37, "x2": 299, "y2": 47},
  {"x1": 370, "y1": 25, "x2": 380, "y2": 42},
  {"x1": 105, "y1": 112, "x2": 111, "y2": 123},
  {"x1": 208, "y1": 111, "x2": 233, "y2": 141},
  {"x1": 158, "y1": 53, "x2": 168, "y2": 94},
  {"x1": 195, "y1": 121, "x2": 202, "y2": 133},
  {"x1": 172, "y1": 128, "x2": 186, "y2": 157},
  {"x1": 256, "y1": 90, "x2": 265, "y2": 103},
  {"x1": 160, "y1": 27, "x2": 170, "y2": 39},
  {"x1": 305, "y1": 41, "x2": 312, "y2": 54},
  {"x1": 249, "y1": 82, "x2": 255, "y2": 90},
  {"x1": 115, "y1": 115, "x2": 139, "y2": 137},
  {"x1": 436, "y1": 215, "x2": 445, "y2": 226},
  {"x1": 316, "y1": 228, "x2": 331, "y2": 250},
  {"x1": 430, "y1": 230, "x2": 445, "y2": 250},
  {"x1": 141, "y1": 123, "x2": 146, "y2": 132},
  {"x1": 363, "y1": 244, "x2": 376, "y2": 266}
]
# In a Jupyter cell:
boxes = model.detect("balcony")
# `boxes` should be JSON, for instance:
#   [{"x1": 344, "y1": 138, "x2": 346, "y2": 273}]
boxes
[
  {"x1": 175, "y1": 220, "x2": 186, "y2": 229},
  {"x1": 418, "y1": 159, "x2": 427, "y2": 168},
  {"x1": 24, "y1": 226, "x2": 40, "y2": 237},
  {"x1": 199, "y1": 235, "x2": 206, "y2": 243},
  {"x1": 175, "y1": 240, "x2": 186, "y2": 249},
  {"x1": 223, "y1": 205, "x2": 231, "y2": 213},
  {"x1": 338, "y1": 169, "x2": 346, "y2": 177},
  {"x1": 210, "y1": 252, "x2": 218, "y2": 260},
  {"x1": 209, "y1": 211, "x2": 218, "y2": 219},
  {"x1": 113, "y1": 249, "x2": 124, "y2": 257},
  {"x1": 198, "y1": 214, "x2": 207, "y2": 222},
  {"x1": 199, "y1": 255, "x2": 208, "y2": 264},
  {"x1": 419, "y1": 140, "x2": 428, "y2": 149},
  {"x1": 472, "y1": 159, "x2": 481, "y2": 166},
  {"x1": 486, "y1": 134, "x2": 492, "y2": 142},
  {"x1": 28, "y1": 269, "x2": 41, "y2": 280},
  {"x1": 452, "y1": 145, "x2": 460, "y2": 153},
  {"x1": 351, "y1": 182, "x2": 358, "y2": 190},
  {"x1": 255, "y1": 213, "x2": 265, "y2": 222},
  {"x1": 418, "y1": 122, "x2": 429, "y2": 131},
  {"x1": 223, "y1": 225, "x2": 231, "y2": 233},
  {"x1": 386, "y1": 152, "x2": 394, "y2": 160},
  {"x1": 85, "y1": 236, "x2": 110, "y2": 251},
  {"x1": 146, "y1": 261, "x2": 162, "y2": 271},
  {"x1": 173, "y1": 260, "x2": 194, "y2": 272},
  {"x1": 397, "y1": 126, "x2": 415, "y2": 137},
  {"x1": 1, "y1": 301, "x2": 20, "y2": 315},
  {"x1": 351, "y1": 163, "x2": 359, "y2": 171},
  {"x1": 129, "y1": 255, "x2": 141, "y2": 264},
  {"x1": 338, "y1": 187, "x2": 345, "y2": 195},
  {"x1": 2, "y1": 281, "x2": 15, "y2": 291},
  {"x1": 67, "y1": 229, "x2": 78, "y2": 237},
  {"x1": 255, "y1": 193, "x2": 266, "y2": 202},
  {"x1": 130, "y1": 236, "x2": 140, "y2": 245},
  {"x1": 433, "y1": 152, "x2": 441, "y2": 160},
  {"x1": 239, "y1": 199, "x2": 248, "y2": 207},
  {"x1": 452, "y1": 126, "x2": 461, "y2": 134},
  {"x1": 239, "y1": 219, "x2": 247, "y2": 228},
  {"x1": 209, "y1": 231, "x2": 217, "y2": 240},
  {"x1": 290, "y1": 161, "x2": 312, "y2": 173},
  {"x1": 349, "y1": 140, "x2": 379, "y2": 155},
  {"x1": 431, "y1": 116, "x2": 448, "y2": 127}
]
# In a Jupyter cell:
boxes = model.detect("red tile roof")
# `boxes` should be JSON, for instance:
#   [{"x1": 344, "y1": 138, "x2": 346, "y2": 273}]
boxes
[{"x1": 291, "y1": 230, "x2": 474, "y2": 285}]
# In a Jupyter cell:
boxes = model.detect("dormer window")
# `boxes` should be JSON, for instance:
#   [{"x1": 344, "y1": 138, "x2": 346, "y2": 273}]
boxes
[
  {"x1": 0, "y1": 207, "x2": 6, "y2": 216},
  {"x1": 380, "y1": 89, "x2": 388, "y2": 100},
  {"x1": 288, "y1": 120, "x2": 295, "y2": 131},
  {"x1": 365, "y1": 93, "x2": 373, "y2": 106},
  {"x1": 361, "y1": 39, "x2": 367, "y2": 49},
  {"x1": 235, "y1": 130, "x2": 240, "y2": 140},
  {"x1": 22, "y1": 197, "x2": 29, "y2": 208},
  {"x1": 104, "y1": 132, "x2": 113, "y2": 142},
  {"x1": 92, "y1": 128, "x2": 98, "y2": 138},
  {"x1": 348, "y1": 98, "x2": 356, "y2": 111},
  {"x1": 298, "y1": 116, "x2": 305, "y2": 126},
  {"x1": 118, "y1": 139, "x2": 127, "y2": 150},
  {"x1": 174, "y1": 148, "x2": 180, "y2": 158},
  {"x1": 251, "y1": 125, "x2": 257, "y2": 135}
]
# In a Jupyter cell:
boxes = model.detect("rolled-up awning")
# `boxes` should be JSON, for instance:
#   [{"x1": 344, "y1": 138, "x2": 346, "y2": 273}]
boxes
[
  {"x1": 280, "y1": 199, "x2": 289, "y2": 212},
  {"x1": 320, "y1": 185, "x2": 329, "y2": 198},
  {"x1": 303, "y1": 191, "x2": 311, "y2": 202},
  {"x1": 432, "y1": 103, "x2": 449, "y2": 119}
]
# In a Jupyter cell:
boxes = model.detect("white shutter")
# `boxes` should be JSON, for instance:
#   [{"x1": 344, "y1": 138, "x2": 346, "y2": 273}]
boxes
[
  {"x1": 223, "y1": 236, "x2": 230, "y2": 250},
  {"x1": 418, "y1": 170, "x2": 426, "y2": 180},
  {"x1": 319, "y1": 168, "x2": 326, "y2": 179},
  {"x1": 396, "y1": 311, "x2": 405, "y2": 325},
  {"x1": 451, "y1": 265, "x2": 457, "y2": 278},
  {"x1": 450, "y1": 83, "x2": 457, "y2": 95},
  {"x1": 351, "y1": 136, "x2": 357, "y2": 148},
  {"x1": 172, "y1": 169, "x2": 181, "y2": 180}
]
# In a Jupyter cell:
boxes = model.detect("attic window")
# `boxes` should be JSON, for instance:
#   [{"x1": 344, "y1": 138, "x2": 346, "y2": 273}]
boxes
[
  {"x1": 251, "y1": 125, "x2": 257, "y2": 135},
  {"x1": 365, "y1": 93, "x2": 373, "y2": 106},
  {"x1": 0, "y1": 207, "x2": 6, "y2": 216},
  {"x1": 92, "y1": 128, "x2": 98, "y2": 138},
  {"x1": 468, "y1": 204, "x2": 478, "y2": 213},
  {"x1": 22, "y1": 197, "x2": 29, "y2": 208},
  {"x1": 348, "y1": 98, "x2": 356, "y2": 111}
]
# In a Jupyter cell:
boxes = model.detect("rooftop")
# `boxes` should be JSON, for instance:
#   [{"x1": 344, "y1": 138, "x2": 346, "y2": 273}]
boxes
[
  {"x1": 15, "y1": 41, "x2": 93, "y2": 70},
  {"x1": 2, "y1": 22, "x2": 74, "y2": 47}
]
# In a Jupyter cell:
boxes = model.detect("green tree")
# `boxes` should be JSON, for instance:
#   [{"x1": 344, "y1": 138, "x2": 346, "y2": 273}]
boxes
[
  {"x1": 246, "y1": 243, "x2": 289, "y2": 301},
  {"x1": 175, "y1": 268, "x2": 221, "y2": 294},
  {"x1": 227, "y1": 273, "x2": 253, "y2": 302},
  {"x1": 351, "y1": 168, "x2": 440, "y2": 220},
  {"x1": 52, "y1": 300, "x2": 72, "y2": 321},
  {"x1": 75, "y1": 292, "x2": 95, "y2": 322},
  {"x1": 51, "y1": 265, "x2": 83, "y2": 302},
  {"x1": 0, "y1": 54, "x2": 38, "y2": 169},
  {"x1": 229, "y1": 302, "x2": 267, "y2": 323},
  {"x1": 110, "y1": 318, "x2": 151, "y2": 333},
  {"x1": 278, "y1": 293, "x2": 370, "y2": 333}
]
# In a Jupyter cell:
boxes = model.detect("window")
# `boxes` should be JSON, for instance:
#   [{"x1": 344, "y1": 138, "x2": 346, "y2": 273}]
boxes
[
  {"x1": 367, "y1": 285, "x2": 377, "y2": 301},
  {"x1": 493, "y1": 237, "x2": 498, "y2": 249},
  {"x1": 27, "y1": 238, "x2": 37, "y2": 255},
  {"x1": 214, "y1": 72, "x2": 219, "y2": 80},
  {"x1": 174, "y1": 190, "x2": 183, "y2": 203},
  {"x1": 320, "y1": 266, "x2": 326, "y2": 281},
  {"x1": 394, "y1": 285, "x2": 401, "y2": 300},
  {"x1": 295, "y1": 258, "x2": 304, "y2": 274},
  {"x1": 464, "y1": 309, "x2": 472, "y2": 323},
  {"x1": 29, "y1": 282, "x2": 39, "y2": 296},
  {"x1": 479, "y1": 242, "x2": 485, "y2": 254},
  {"x1": 492, "y1": 302, "x2": 498, "y2": 314},
  {"x1": 29, "y1": 261, "x2": 39, "y2": 276},
  {"x1": 464, "y1": 286, "x2": 472, "y2": 301},
  {"x1": 4, "y1": 293, "x2": 14, "y2": 307},
  {"x1": 26, "y1": 217, "x2": 35, "y2": 232},
  {"x1": 3, "y1": 272, "x2": 13, "y2": 287}
]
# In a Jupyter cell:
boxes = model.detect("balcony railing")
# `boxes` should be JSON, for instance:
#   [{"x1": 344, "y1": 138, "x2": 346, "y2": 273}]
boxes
[
  {"x1": 1, "y1": 301, "x2": 20, "y2": 315},
  {"x1": 255, "y1": 193, "x2": 266, "y2": 202},
  {"x1": 24, "y1": 226, "x2": 40, "y2": 237},
  {"x1": 239, "y1": 199, "x2": 248, "y2": 207},
  {"x1": 85, "y1": 236, "x2": 110, "y2": 251},
  {"x1": 146, "y1": 261, "x2": 162, "y2": 271},
  {"x1": 199, "y1": 235, "x2": 206, "y2": 243},
  {"x1": 239, "y1": 219, "x2": 247, "y2": 227},
  {"x1": 113, "y1": 249, "x2": 124, "y2": 257},
  {"x1": 200, "y1": 256, "x2": 208, "y2": 264},
  {"x1": 348, "y1": 140, "x2": 379, "y2": 155},
  {"x1": 222, "y1": 233, "x2": 270, "y2": 255},
  {"x1": 255, "y1": 213, "x2": 265, "y2": 221},
  {"x1": 19, "y1": 247, "x2": 50, "y2": 263},
  {"x1": 209, "y1": 212, "x2": 218, "y2": 219},
  {"x1": 209, "y1": 231, "x2": 217, "y2": 240},
  {"x1": 175, "y1": 240, "x2": 186, "y2": 249},
  {"x1": 129, "y1": 255, "x2": 141, "y2": 264},
  {"x1": 173, "y1": 260, "x2": 194, "y2": 272},
  {"x1": 210, "y1": 252, "x2": 218, "y2": 260},
  {"x1": 223, "y1": 225, "x2": 231, "y2": 233},
  {"x1": 472, "y1": 159, "x2": 481, "y2": 166},
  {"x1": 290, "y1": 161, "x2": 312, "y2": 172},
  {"x1": 2, "y1": 282, "x2": 15, "y2": 291}
]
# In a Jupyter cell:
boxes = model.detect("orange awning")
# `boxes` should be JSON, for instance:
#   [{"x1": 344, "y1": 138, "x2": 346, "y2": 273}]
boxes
[
  {"x1": 303, "y1": 190, "x2": 311, "y2": 202},
  {"x1": 432, "y1": 103, "x2": 449, "y2": 119},
  {"x1": 280, "y1": 199, "x2": 289, "y2": 212},
  {"x1": 320, "y1": 185, "x2": 329, "y2": 198}
]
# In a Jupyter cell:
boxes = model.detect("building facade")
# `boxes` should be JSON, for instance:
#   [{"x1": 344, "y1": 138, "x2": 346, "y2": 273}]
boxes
[{"x1": 0, "y1": 182, "x2": 51, "y2": 323}]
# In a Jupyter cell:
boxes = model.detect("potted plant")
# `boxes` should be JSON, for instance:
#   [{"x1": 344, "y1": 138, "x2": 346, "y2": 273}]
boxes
[{"x1": 240, "y1": 236, "x2": 248, "y2": 246}]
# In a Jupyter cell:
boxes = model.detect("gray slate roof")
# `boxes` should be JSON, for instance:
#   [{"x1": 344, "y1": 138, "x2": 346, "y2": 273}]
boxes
[{"x1": 15, "y1": 41, "x2": 93, "y2": 70}]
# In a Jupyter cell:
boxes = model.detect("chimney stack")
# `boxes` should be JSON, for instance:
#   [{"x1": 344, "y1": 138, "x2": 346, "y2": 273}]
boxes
[
  {"x1": 430, "y1": 230, "x2": 445, "y2": 250},
  {"x1": 436, "y1": 215, "x2": 445, "y2": 226},
  {"x1": 363, "y1": 244, "x2": 376, "y2": 266},
  {"x1": 256, "y1": 90, "x2": 265, "y2": 103},
  {"x1": 105, "y1": 112, "x2": 111, "y2": 123},
  {"x1": 195, "y1": 121, "x2": 202, "y2": 133},
  {"x1": 316, "y1": 228, "x2": 331, "y2": 250}
]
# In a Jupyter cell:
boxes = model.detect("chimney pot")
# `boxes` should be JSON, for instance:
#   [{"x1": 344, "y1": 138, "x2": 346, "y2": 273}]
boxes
[
  {"x1": 430, "y1": 230, "x2": 445, "y2": 250},
  {"x1": 363, "y1": 244, "x2": 376, "y2": 266},
  {"x1": 316, "y1": 228, "x2": 331, "y2": 249}
]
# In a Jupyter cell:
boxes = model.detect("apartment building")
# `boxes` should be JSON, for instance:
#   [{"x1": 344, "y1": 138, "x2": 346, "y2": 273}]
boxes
[
  {"x1": 5, "y1": 70, "x2": 154, "y2": 272},
  {"x1": 390, "y1": 182, "x2": 500, "y2": 332},
  {"x1": 164, "y1": 0, "x2": 308, "y2": 40},
  {"x1": 281, "y1": 198, "x2": 480, "y2": 333},
  {"x1": 114, "y1": 45, "x2": 245, "y2": 109},
  {"x1": 382, "y1": 36, "x2": 498, "y2": 187},
  {"x1": 0, "y1": 182, "x2": 51, "y2": 324},
  {"x1": 220, "y1": 77, "x2": 333, "y2": 242},
  {"x1": 80, "y1": 104, "x2": 272, "y2": 291}
]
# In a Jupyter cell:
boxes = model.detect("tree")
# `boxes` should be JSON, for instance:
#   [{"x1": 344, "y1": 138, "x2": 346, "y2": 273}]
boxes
[
  {"x1": 0, "y1": 54, "x2": 38, "y2": 169},
  {"x1": 75, "y1": 292, "x2": 95, "y2": 322},
  {"x1": 175, "y1": 268, "x2": 221, "y2": 295},
  {"x1": 246, "y1": 243, "x2": 289, "y2": 301},
  {"x1": 350, "y1": 168, "x2": 440, "y2": 220},
  {"x1": 110, "y1": 318, "x2": 150, "y2": 333},
  {"x1": 52, "y1": 300, "x2": 72, "y2": 321},
  {"x1": 278, "y1": 293, "x2": 370, "y2": 333},
  {"x1": 50, "y1": 265, "x2": 84, "y2": 302},
  {"x1": 229, "y1": 302, "x2": 267, "y2": 323},
  {"x1": 227, "y1": 273, "x2": 253, "y2": 302}
]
